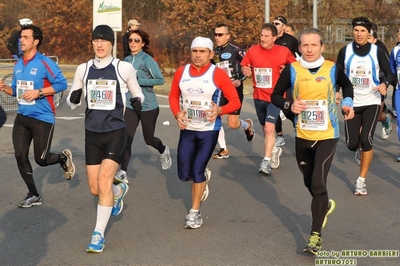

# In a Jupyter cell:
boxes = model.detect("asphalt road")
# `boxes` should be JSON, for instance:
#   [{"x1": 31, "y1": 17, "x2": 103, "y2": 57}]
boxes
[{"x1": 0, "y1": 88, "x2": 399, "y2": 266}]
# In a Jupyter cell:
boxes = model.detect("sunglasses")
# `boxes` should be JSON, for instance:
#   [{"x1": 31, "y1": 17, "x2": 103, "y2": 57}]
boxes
[
  {"x1": 274, "y1": 22, "x2": 282, "y2": 26},
  {"x1": 128, "y1": 38, "x2": 141, "y2": 44},
  {"x1": 214, "y1": 33, "x2": 227, "y2": 37}
]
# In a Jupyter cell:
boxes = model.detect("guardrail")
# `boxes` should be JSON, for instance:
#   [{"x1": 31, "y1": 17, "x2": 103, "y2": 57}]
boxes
[{"x1": 0, "y1": 56, "x2": 63, "y2": 112}]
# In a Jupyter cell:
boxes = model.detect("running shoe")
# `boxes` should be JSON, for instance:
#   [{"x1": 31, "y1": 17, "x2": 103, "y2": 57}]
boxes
[
  {"x1": 279, "y1": 110, "x2": 287, "y2": 121},
  {"x1": 244, "y1": 118, "x2": 255, "y2": 142},
  {"x1": 185, "y1": 210, "x2": 203, "y2": 229},
  {"x1": 18, "y1": 193, "x2": 42, "y2": 208},
  {"x1": 60, "y1": 149, "x2": 75, "y2": 180},
  {"x1": 303, "y1": 231, "x2": 322, "y2": 255},
  {"x1": 258, "y1": 159, "x2": 271, "y2": 174},
  {"x1": 111, "y1": 182, "x2": 129, "y2": 216},
  {"x1": 354, "y1": 178, "x2": 367, "y2": 196},
  {"x1": 160, "y1": 146, "x2": 172, "y2": 170},
  {"x1": 86, "y1": 231, "x2": 105, "y2": 253},
  {"x1": 388, "y1": 108, "x2": 397, "y2": 118},
  {"x1": 354, "y1": 148, "x2": 361, "y2": 166},
  {"x1": 396, "y1": 154, "x2": 400, "y2": 162},
  {"x1": 322, "y1": 199, "x2": 336, "y2": 229},
  {"x1": 213, "y1": 148, "x2": 229, "y2": 159},
  {"x1": 275, "y1": 135, "x2": 286, "y2": 147},
  {"x1": 381, "y1": 126, "x2": 389, "y2": 140},
  {"x1": 383, "y1": 114, "x2": 392, "y2": 135},
  {"x1": 271, "y1": 146, "x2": 283, "y2": 169},
  {"x1": 201, "y1": 168, "x2": 211, "y2": 202},
  {"x1": 114, "y1": 169, "x2": 129, "y2": 185}
]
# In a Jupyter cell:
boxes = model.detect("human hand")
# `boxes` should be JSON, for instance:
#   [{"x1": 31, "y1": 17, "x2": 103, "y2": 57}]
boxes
[
  {"x1": 130, "y1": 97, "x2": 142, "y2": 114},
  {"x1": 291, "y1": 95, "x2": 307, "y2": 114},
  {"x1": 374, "y1": 83, "x2": 387, "y2": 96},
  {"x1": 69, "y1": 88, "x2": 82, "y2": 104},
  {"x1": 176, "y1": 110, "x2": 189, "y2": 129},
  {"x1": 205, "y1": 101, "x2": 221, "y2": 122},
  {"x1": 342, "y1": 106, "x2": 354, "y2": 120},
  {"x1": 232, "y1": 80, "x2": 241, "y2": 88},
  {"x1": 241, "y1": 64, "x2": 252, "y2": 77}
]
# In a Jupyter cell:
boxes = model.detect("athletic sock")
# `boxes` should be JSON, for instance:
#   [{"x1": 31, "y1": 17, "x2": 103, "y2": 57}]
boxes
[{"x1": 94, "y1": 205, "x2": 112, "y2": 236}]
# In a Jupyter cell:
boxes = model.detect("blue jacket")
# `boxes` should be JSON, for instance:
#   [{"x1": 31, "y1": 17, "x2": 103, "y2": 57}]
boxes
[
  {"x1": 124, "y1": 50, "x2": 164, "y2": 111},
  {"x1": 11, "y1": 52, "x2": 67, "y2": 123}
]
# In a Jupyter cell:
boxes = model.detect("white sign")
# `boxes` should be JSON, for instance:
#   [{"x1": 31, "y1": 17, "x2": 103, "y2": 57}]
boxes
[{"x1": 93, "y1": 0, "x2": 122, "y2": 31}]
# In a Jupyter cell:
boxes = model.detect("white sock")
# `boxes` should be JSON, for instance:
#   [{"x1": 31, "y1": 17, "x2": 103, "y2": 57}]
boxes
[
  {"x1": 94, "y1": 205, "x2": 112, "y2": 236},
  {"x1": 190, "y1": 208, "x2": 199, "y2": 213},
  {"x1": 358, "y1": 176, "x2": 365, "y2": 182},
  {"x1": 217, "y1": 127, "x2": 226, "y2": 150},
  {"x1": 240, "y1": 119, "x2": 249, "y2": 130},
  {"x1": 264, "y1": 157, "x2": 270, "y2": 161},
  {"x1": 113, "y1": 184, "x2": 121, "y2": 198}
]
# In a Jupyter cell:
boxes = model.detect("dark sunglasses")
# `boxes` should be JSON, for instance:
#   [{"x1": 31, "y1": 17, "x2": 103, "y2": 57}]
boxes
[
  {"x1": 214, "y1": 33, "x2": 226, "y2": 37},
  {"x1": 128, "y1": 38, "x2": 141, "y2": 44},
  {"x1": 274, "y1": 22, "x2": 281, "y2": 26}
]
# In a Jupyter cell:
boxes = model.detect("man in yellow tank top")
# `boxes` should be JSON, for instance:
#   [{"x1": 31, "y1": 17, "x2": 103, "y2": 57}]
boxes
[{"x1": 271, "y1": 28, "x2": 354, "y2": 255}]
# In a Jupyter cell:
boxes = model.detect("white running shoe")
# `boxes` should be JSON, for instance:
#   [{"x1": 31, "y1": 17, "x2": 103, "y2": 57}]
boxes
[
  {"x1": 271, "y1": 146, "x2": 283, "y2": 169},
  {"x1": 354, "y1": 179, "x2": 367, "y2": 196},
  {"x1": 275, "y1": 135, "x2": 286, "y2": 147}
]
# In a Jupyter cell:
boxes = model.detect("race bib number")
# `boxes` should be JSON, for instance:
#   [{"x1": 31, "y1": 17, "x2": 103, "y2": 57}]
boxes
[
  {"x1": 349, "y1": 68, "x2": 372, "y2": 93},
  {"x1": 254, "y1": 68, "x2": 272, "y2": 89},
  {"x1": 17, "y1": 80, "x2": 35, "y2": 105},
  {"x1": 183, "y1": 99, "x2": 211, "y2": 125},
  {"x1": 87, "y1": 79, "x2": 116, "y2": 110},
  {"x1": 299, "y1": 100, "x2": 328, "y2": 131}
]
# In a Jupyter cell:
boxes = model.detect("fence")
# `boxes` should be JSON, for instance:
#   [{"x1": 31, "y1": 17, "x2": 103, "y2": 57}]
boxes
[{"x1": 0, "y1": 56, "x2": 63, "y2": 112}]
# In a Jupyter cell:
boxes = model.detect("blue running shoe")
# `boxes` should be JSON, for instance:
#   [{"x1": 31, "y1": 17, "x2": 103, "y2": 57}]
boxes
[
  {"x1": 86, "y1": 231, "x2": 105, "y2": 253},
  {"x1": 111, "y1": 182, "x2": 129, "y2": 216}
]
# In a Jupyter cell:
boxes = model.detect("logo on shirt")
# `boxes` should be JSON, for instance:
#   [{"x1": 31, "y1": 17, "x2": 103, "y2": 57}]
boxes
[
  {"x1": 315, "y1": 76, "x2": 326, "y2": 82},
  {"x1": 30, "y1": 68, "x2": 38, "y2": 75},
  {"x1": 187, "y1": 87, "x2": 204, "y2": 94},
  {"x1": 221, "y1": 53, "x2": 232, "y2": 59}
]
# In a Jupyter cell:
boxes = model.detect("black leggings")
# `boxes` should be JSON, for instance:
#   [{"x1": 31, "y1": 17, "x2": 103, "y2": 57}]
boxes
[
  {"x1": 296, "y1": 137, "x2": 338, "y2": 234},
  {"x1": 120, "y1": 107, "x2": 165, "y2": 171},
  {"x1": 344, "y1": 105, "x2": 380, "y2": 152},
  {"x1": 13, "y1": 114, "x2": 62, "y2": 195}
]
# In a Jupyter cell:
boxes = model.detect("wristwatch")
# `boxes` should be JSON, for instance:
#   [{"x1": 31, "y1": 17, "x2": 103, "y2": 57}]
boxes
[
  {"x1": 38, "y1": 89, "x2": 44, "y2": 98},
  {"x1": 283, "y1": 101, "x2": 291, "y2": 110}
]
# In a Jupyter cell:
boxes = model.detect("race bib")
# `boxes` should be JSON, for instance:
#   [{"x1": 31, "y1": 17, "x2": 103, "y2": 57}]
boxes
[
  {"x1": 182, "y1": 99, "x2": 211, "y2": 125},
  {"x1": 349, "y1": 68, "x2": 372, "y2": 94},
  {"x1": 299, "y1": 100, "x2": 328, "y2": 131},
  {"x1": 17, "y1": 80, "x2": 35, "y2": 105},
  {"x1": 215, "y1": 61, "x2": 232, "y2": 78},
  {"x1": 254, "y1": 67, "x2": 272, "y2": 89},
  {"x1": 87, "y1": 79, "x2": 116, "y2": 110}
]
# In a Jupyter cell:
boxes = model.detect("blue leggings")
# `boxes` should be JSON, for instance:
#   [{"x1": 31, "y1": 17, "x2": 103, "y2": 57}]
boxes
[{"x1": 177, "y1": 130, "x2": 218, "y2": 183}]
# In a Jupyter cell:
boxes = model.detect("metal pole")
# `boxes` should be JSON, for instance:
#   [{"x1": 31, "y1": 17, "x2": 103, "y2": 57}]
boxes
[
  {"x1": 313, "y1": 0, "x2": 318, "y2": 28},
  {"x1": 265, "y1": 0, "x2": 269, "y2": 23}
]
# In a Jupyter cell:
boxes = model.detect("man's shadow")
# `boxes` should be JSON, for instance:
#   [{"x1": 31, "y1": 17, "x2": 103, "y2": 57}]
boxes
[{"x1": 0, "y1": 207, "x2": 67, "y2": 266}]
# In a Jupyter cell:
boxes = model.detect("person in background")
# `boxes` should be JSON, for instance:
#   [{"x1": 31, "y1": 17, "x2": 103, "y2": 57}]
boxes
[
  {"x1": 114, "y1": 29, "x2": 171, "y2": 184},
  {"x1": 7, "y1": 18, "x2": 33, "y2": 59},
  {"x1": 336, "y1": 17, "x2": 394, "y2": 196},
  {"x1": 0, "y1": 105, "x2": 6, "y2": 128},
  {"x1": 389, "y1": 31, "x2": 400, "y2": 161},
  {"x1": 211, "y1": 23, "x2": 254, "y2": 160},
  {"x1": 285, "y1": 24, "x2": 295, "y2": 36},
  {"x1": 273, "y1": 16, "x2": 301, "y2": 148},
  {"x1": 272, "y1": 27, "x2": 354, "y2": 256},
  {"x1": 0, "y1": 24, "x2": 74, "y2": 208},
  {"x1": 122, "y1": 19, "x2": 141, "y2": 59},
  {"x1": 367, "y1": 22, "x2": 393, "y2": 140},
  {"x1": 241, "y1": 23, "x2": 296, "y2": 175},
  {"x1": 67, "y1": 25, "x2": 144, "y2": 252},
  {"x1": 169, "y1": 37, "x2": 240, "y2": 229}
]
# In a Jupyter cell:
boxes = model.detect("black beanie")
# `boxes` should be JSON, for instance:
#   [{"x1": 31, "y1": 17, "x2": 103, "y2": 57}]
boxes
[
  {"x1": 352, "y1": 17, "x2": 372, "y2": 32},
  {"x1": 92, "y1": 25, "x2": 115, "y2": 44}
]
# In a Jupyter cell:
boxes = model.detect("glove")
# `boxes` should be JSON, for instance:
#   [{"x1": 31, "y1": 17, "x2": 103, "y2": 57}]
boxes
[
  {"x1": 130, "y1": 97, "x2": 142, "y2": 114},
  {"x1": 69, "y1": 88, "x2": 82, "y2": 104}
]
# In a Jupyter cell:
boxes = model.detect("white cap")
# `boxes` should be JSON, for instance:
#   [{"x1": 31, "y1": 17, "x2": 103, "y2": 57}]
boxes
[{"x1": 190, "y1": 37, "x2": 213, "y2": 51}]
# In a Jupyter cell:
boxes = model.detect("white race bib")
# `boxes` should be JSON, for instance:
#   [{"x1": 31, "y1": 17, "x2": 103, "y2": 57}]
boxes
[
  {"x1": 254, "y1": 67, "x2": 272, "y2": 89},
  {"x1": 17, "y1": 80, "x2": 35, "y2": 105},
  {"x1": 299, "y1": 100, "x2": 328, "y2": 131},
  {"x1": 87, "y1": 79, "x2": 117, "y2": 110}
]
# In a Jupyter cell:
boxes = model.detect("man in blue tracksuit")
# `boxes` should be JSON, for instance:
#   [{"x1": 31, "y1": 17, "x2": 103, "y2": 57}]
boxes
[
  {"x1": 389, "y1": 42, "x2": 400, "y2": 161},
  {"x1": 0, "y1": 24, "x2": 75, "y2": 208}
]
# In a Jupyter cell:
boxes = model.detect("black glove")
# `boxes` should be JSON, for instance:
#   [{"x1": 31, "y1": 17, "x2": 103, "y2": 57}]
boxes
[
  {"x1": 69, "y1": 88, "x2": 82, "y2": 104},
  {"x1": 130, "y1": 97, "x2": 142, "y2": 114}
]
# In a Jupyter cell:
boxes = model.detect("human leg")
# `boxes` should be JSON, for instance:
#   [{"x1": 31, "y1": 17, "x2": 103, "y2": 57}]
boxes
[{"x1": 213, "y1": 127, "x2": 229, "y2": 159}]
